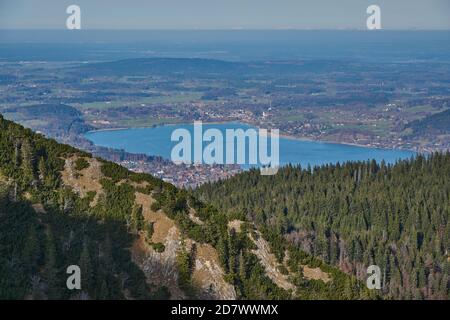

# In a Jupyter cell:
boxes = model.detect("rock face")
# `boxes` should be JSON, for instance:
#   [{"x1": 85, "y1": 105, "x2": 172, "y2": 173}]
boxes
[
  {"x1": 132, "y1": 191, "x2": 236, "y2": 300},
  {"x1": 62, "y1": 158, "x2": 236, "y2": 300},
  {"x1": 61, "y1": 158, "x2": 299, "y2": 300},
  {"x1": 61, "y1": 156, "x2": 103, "y2": 206},
  {"x1": 133, "y1": 226, "x2": 186, "y2": 299},
  {"x1": 189, "y1": 242, "x2": 237, "y2": 300},
  {"x1": 249, "y1": 231, "x2": 296, "y2": 293}
]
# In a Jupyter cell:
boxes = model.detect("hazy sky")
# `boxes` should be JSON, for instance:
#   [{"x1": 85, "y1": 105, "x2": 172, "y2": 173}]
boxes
[{"x1": 1, "y1": 0, "x2": 449, "y2": 30}]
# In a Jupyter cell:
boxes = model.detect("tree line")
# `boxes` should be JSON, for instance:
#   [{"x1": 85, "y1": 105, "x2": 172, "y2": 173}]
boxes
[
  {"x1": 196, "y1": 154, "x2": 450, "y2": 299},
  {"x1": 0, "y1": 115, "x2": 375, "y2": 300}
]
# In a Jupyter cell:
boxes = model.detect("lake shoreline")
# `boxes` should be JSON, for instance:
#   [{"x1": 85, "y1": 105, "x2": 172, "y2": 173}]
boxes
[
  {"x1": 85, "y1": 122, "x2": 416, "y2": 169},
  {"x1": 86, "y1": 121, "x2": 416, "y2": 153}
]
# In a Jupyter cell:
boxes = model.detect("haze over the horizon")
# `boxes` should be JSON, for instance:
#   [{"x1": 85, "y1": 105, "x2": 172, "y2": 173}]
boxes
[{"x1": 0, "y1": 0, "x2": 449, "y2": 30}]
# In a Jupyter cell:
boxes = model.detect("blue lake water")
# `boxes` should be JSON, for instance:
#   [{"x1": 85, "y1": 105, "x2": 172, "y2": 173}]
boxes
[{"x1": 84, "y1": 122, "x2": 416, "y2": 168}]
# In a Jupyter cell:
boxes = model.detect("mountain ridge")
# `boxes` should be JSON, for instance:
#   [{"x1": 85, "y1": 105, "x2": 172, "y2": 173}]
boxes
[
  {"x1": 0, "y1": 114, "x2": 374, "y2": 300},
  {"x1": 195, "y1": 156, "x2": 450, "y2": 299}
]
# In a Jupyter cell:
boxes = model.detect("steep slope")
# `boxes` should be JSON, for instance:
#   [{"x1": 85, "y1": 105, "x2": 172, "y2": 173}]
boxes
[
  {"x1": 195, "y1": 156, "x2": 450, "y2": 300},
  {"x1": 0, "y1": 115, "x2": 373, "y2": 300}
]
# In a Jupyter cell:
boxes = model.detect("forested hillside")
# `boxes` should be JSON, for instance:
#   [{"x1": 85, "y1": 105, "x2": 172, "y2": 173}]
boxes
[
  {"x1": 0, "y1": 115, "x2": 373, "y2": 300},
  {"x1": 196, "y1": 156, "x2": 450, "y2": 300},
  {"x1": 407, "y1": 108, "x2": 450, "y2": 136}
]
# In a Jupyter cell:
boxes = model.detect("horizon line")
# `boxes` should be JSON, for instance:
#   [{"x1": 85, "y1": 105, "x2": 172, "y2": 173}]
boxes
[{"x1": 1, "y1": 28, "x2": 450, "y2": 32}]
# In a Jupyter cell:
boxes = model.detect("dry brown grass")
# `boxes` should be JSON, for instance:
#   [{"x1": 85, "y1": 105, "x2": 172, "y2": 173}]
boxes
[
  {"x1": 227, "y1": 220, "x2": 243, "y2": 233},
  {"x1": 131, "y1": 192, "x2": 186, "y2": 299},
  {"x1": 190, "y1": 242, "x2": 236, "y2": 299},
  {"x1": 135, "y1": 192, "x2": 178, "y2": 244},
  {"x1": 61, "y1": 156, "x2": 103, "y2": 206},
  {"x1": 133, "y1": 192, "x2": 235, "y2": 299},
  {"x1": 0, "y1": 172, "x2": 9, "y2": 183},
  {"x1": 60, "y1": 160, "x2": 237, "y2": 300},
  {"x1": 249, "y1": 231, "x2": 296, "y2": 292},
  {"x1": 302, "y1": 265, "x2": 331, "y2": 283},
  {"x1": 188, "y1": 208, "x2": 204, "y2": 225}
]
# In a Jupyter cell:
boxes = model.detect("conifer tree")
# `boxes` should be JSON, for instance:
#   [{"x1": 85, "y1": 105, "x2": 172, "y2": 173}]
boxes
[
  {"x1": 79, "y1": 237, "x2": 93, "y2": 295},
  {"x1": 20, "y1": 139, "x2": 35, "y2": 185},
  {"x1": 43, "y1": 228, "x2": 60, "y2": 299}
]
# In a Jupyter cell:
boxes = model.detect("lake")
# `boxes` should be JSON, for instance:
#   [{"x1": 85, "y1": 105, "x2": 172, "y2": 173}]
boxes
[{"x1": 84, "y1": 122, "x2": 416, "y2": 169}]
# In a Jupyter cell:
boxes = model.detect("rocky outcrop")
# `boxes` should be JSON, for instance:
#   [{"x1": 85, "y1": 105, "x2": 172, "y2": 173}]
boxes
[
  {"x1": 249, "y1": 231, "x2": 296, "y2": 293},
  {"x1": 133, "y1": 192, "x2": 236, "y2": 300},
  {"x1": 61, "y1": 156, "x2": 103, "y2": 206}
]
